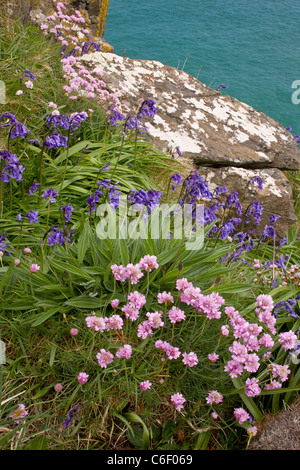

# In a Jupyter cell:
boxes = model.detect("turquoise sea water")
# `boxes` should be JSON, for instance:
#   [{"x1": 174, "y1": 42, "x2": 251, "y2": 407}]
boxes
[{"x1": 104, "y1": 0, "x2": 300, "y2": 135}]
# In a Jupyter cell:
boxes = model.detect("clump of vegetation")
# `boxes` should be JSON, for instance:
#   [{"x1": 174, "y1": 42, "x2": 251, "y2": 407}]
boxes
[{"x1": 0, "y1": 1, "x2": 299, "y2": 451}]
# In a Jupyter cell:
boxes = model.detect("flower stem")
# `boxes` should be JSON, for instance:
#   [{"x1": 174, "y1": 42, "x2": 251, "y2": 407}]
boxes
[{"x1": 59, "y1": 129, "x2": 71, "y2": 194}]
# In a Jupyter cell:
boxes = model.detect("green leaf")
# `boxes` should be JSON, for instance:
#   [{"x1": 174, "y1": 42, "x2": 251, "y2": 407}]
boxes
[
  {"x1": 77, "y1": 219, "x2": 92, "y2": 264},
  {"x1": 194, "y1": 429, "x2": 212, "y2": 450},
  {"x1": 23, "y1": 435, "x2": 48, "y2": 450},
  {"x1": 161, "y1": 419, "x2": 175, "y2": 441},
  {"x1": 50, "y1": 259, "x2": 93, "y2": 281},
  {"x1": 65, "y1": 295, "x2": 104, "y2": 309},
  {"x1": 123, "y1": 412, "x2": 150, "y2": 450}
]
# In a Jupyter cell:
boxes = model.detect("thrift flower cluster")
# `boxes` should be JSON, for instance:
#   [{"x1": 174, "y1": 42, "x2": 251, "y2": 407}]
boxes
[{"x1": 31, "y1": 1, "x2": 128, "y2": 113}]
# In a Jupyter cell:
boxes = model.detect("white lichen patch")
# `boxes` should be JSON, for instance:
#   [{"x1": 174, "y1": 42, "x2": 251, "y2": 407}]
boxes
[
  {"x1": 226, "y1": 167, "x2": 287, "y2": 198},
  {"x1": 147, "y1": 123, "x2": 204, "y2": 153}
]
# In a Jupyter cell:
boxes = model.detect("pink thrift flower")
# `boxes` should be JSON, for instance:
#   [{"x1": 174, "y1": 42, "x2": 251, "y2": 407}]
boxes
[
  {"x1": 256, "y1": 294, "x2": 274, "y2": 311},
  {"x1": 24, "y1": 247, "x2": 31, "y2": 254},
  {"x1": 127, "y1": 291, "x2": 146, "y2": 309},
  {"x1": 176, "y1": 278, "x2": 193, "y2": 291},
  {"x1": 247, "y1": 426, "x2": 258, "y2": 437},
  {"x1": 111, "y1": 299, "x2": 119, "y2": 309},
  {"x1": 137, "y1": 321, "x2": 153, "y2": 339},
  {"x1": 279, "y1": 331, "x2": 298, "y2": 351},
  {"x1": 10, "y1": 404, "x2": 28, "y2": 423},
  {"x1": 157, "y1": 291, "x2": 174, "y2": 304},
  {"x1": 146, "y1": 311, "x2": 164, "y2": 329},
  {"x1": 116, "y1": 344, "x2": 132, "y2": 359},
  {"x1": 165, "y1": 345, "x2": 181, "y2": 360},
  {"x1": 259, "y1": 333, "x2": 274, "y2": 348},
  {"x1": 182, "y1": 351, "x2": 198, "y2": 367},
  {"x1": 77, "y1": 372, "x2": 89, "y2": 384},
  {"x1": 54, "y1": 383, "x2": 62, "y2": 392},
  {"x1": 14, "y1": 259, "x2": 21, "y2": 266},
  {"x1": 105, "y1": 315, "x2": 123, "y2": 330},
  {"x1": 206, "y1": 390, "x2": 223, "y2": 405},
  {"x1": 85, "y1": 315, "x2": 106, "y2": 332},
  {"x1": 244, "y1": 377, "x2": 261, "y2": 397},
  {"x1": 271, "y1": 363, "x2": 290, "y2": 382},
  {"x1": 208, "y1": 353, "x2": 219, "y2": 363},
  {"x1": 221, "y1": 325, "x2": 229, "y2": 336},
  {"x1": 224, "y1": 359, "x2": 244, "y2": 378},
  {"x1": 48, "y1": 101, "x2": 57, "y2": 109},
  {"x1": 234, "y1": 408, "x2": 250, "y2": 424},
  {"x1": 140, "y1": 380, "x2": 152, "y2": 391},
  {"x1": 244, "y1": 353, "x2": 260, "y2": 373},
  {"x1": 211, "y1": 412, "x2": 219, "y2": 419},
  {"x1": 16, "y1": 90, "x2": 23, "y2": 95},
  {"x1": 168, "y1": 306, "x2": 186, "y2": 324},
  {"x1": 171, "y1": 393, "x2": 186, "y2": 411},
  {"x1": 121, "y1": 303, "x2": 140, "y2": 321},
  {"x1": 138, "y1": 255, "x2": 158, "y2": 272},
  {"x1": 111, "y1": 264, "x2": 128, "y2": 282},
  {"x1": 30, "y1": 264, "x2": 40, "y2": 273},
  {"x1": 229, "y1": 341, "x2": 248, "y2": 363},
  {"x1": 70, "y1": 328, "x2": 78, "y2": 336},
  {"x1": 25, "y1": 80, "x2": 33, "y2": 89},
  {"x1": 264, "y1": 380, "x2": 282, "y2": 390},
  {"x1": 126, "y1": 263, "x2": 143, "y2": 284},
  {"x1": 96, "y1": 349, "x2": 114, "y2": 368}
]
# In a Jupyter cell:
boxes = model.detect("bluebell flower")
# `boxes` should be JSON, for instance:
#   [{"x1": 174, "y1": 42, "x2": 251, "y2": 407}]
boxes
[
  {"x1": 63, "y1": 404, "x2": 82, "y2": 429},
  {"x1": 269, "y1": 214, "x2": 280, "y2": 225},
  {"x1": 0, "y1": 150, "x2": 25, "y2": 182},
  {"x1": 245, "y1": 201, "x2": 263, "y2": 225},
  {"x1": 42, "y1": 188, "x2": 59, "y2": 204},
  {"x1": 45, "y1": 112, "x2": 88, "y2": 134},
  {"x1": 172, "y1": 146, "x2": 182, "y2": 159},
  {"x1": 9, "y1": 122, "x2": 30, "y2": 139},
  {"x1": 44, "y1": 132, "x2": 68, "y2": 149},
  {"x1": 170, "y1": 173, "x2": 183, "y2": 190},
  {"x1": 137, "y1": 99, "x2": 157, "y2": 119},
  {"x1": 61, "y1": 203, "x2": 73, "y2": 223},
  {"x1": 28, "y1": 182, "x2": 41, "y2": 195},
  {"x1": 48, "y1": 226, "x2": 66, "y2": 246},
  {"x1": 128, "y1": 188, "x2": 163, "y2": 214},
  {"x1": 26, "y1": 138, "x2": 41, "y2": 146},
  {"x1": 0, "y1": 112, "x2": 18, "y2": 128},
  {"x1": 216, "y1": 84, "x2": 229, "y2": 91},
  {"x1": 25, "y1": 210, "x2": 39, "y2": 224},
  {"x1": 20, "y1": 70, "x2": 36, "y2": 82},
  {"x1": 262, "y1": 225, "x2": 276, "y2": 239},
  {"x1": 214, "y1": 186, "x2": 228, "y2": 196},
  {"x1": 249, "y1": 176, "x2": 264, "y2": 190},
  {"x1": 0, "y1": 232, "x2": 10, "y2": 256},
  {"x1": 106, "y1": 105, "x2": 125, "y2": 127}
]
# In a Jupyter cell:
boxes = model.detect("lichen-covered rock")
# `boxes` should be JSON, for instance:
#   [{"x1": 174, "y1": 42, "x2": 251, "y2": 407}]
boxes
[
  {"x1": 199, "y1": 167, "x2": 297, "y2": 238},
  {"x1": 81, "y1": 52, "x2": 300, "y2": 171},
  {"x1": 80, "y1": 51, "x2": 299, "y2": 235},
  {"x1": 249, "y1": 397, "x2": 300, "y2": 450}
]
